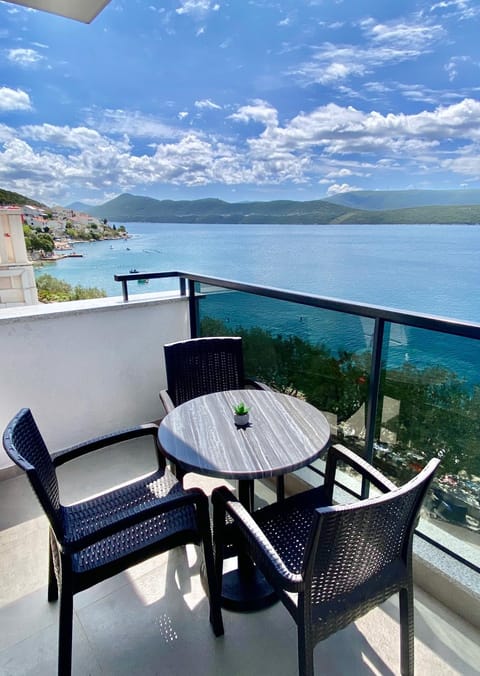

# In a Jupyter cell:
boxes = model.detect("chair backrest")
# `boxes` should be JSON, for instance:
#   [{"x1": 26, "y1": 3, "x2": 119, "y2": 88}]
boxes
[
  {"x1": 164, "y1": 336, "x2": 245, "y2": 406},
  {"x1": 3, "y1": 408, "x2": 63, "y2": 537},
  {"x1": 304, "y1": 458, "x2": 439, "y2": 609}
]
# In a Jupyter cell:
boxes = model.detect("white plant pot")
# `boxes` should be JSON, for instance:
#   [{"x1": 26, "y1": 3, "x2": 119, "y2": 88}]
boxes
[{"x1": 234, "y1": 413, "x2": 249, "y2": 426}]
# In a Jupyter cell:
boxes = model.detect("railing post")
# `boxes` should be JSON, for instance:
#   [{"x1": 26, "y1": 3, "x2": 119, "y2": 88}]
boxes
[
  {"x1": 179, "y1": 277, "x2": 186, "y2": 296},
  {"x1": 121, "y1": 280, "x2": 128, "y2": 302},
  {"x1": 188, "y1": 279, "x2": 199, "y2": 338},
  {"x1": 362, "y1": 317, "x2": 386, "y2": 498}
]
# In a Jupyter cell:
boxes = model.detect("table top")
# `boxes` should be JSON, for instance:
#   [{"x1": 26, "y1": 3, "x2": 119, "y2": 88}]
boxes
[{"x1": 158, "y1": 389, "x2": 330, "y2": 480}]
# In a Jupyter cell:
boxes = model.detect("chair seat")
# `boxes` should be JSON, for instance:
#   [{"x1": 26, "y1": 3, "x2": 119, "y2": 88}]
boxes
[
  {"x1": 65, "y1": 468, "x2": 199, "y2": 573},
  {"x1": 252, "y1": 486, "x2": 328, "y2": 575}
]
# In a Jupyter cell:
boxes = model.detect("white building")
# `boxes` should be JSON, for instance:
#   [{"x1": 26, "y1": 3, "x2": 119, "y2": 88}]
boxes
[{"x1": 0, "y1": 207, "x2": 39, "y2": 308}]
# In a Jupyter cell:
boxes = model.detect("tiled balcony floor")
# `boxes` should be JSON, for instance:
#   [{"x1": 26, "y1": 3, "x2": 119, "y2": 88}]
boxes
[{"x1": 0, "y1": 438, "x2": 479, "y2": 675}]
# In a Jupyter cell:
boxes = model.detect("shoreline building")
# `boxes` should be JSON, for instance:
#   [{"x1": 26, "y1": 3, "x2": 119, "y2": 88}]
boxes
[{"x1": 0, "y1": 207, "x2": 39, "y2": 307}]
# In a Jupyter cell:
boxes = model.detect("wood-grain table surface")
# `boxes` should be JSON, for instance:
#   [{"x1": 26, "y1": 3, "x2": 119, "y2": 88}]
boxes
[{"x1": 158, "y1": 389, "x2": 331, "y2": 482}]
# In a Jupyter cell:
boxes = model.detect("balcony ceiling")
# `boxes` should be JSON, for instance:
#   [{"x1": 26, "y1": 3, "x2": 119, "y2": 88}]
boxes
[{"x1": 4, "y1": 0, "x2": 111, "y2": 23}]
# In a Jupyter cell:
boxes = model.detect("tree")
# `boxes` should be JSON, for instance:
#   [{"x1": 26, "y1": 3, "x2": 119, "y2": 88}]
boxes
[
  {"x1": 36, "y1": 274, "x2": 106, "y2": 303},
  {"x1": 23, "y1": 225, "x2": 54, "y2": 253}
]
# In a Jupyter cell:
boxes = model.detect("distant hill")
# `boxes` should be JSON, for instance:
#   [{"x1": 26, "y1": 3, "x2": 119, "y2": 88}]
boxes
[
  {"x1": 86, "y1": 192, "x2": 356, "y2": 224},
  {"x1": 326, "y1": 189, "x2": 480, "y2": 211},
  {"x1": 67, "y1": 201, "x2": 93, "y2": 212},
  {"x1": 332, "y1": 204, "x2": 480, "y2": 224},
  {"x1": 83, "y1": 192, "x2": 480, "y2": 225},
  {"x1": 0, "y1": 188, "x2": 45, "y2": 208}
]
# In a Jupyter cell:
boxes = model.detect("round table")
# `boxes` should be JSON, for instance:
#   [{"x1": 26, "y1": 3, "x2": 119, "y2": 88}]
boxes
[{"x1": 158, "y1": 389, "x2": 330, "y2": 610}]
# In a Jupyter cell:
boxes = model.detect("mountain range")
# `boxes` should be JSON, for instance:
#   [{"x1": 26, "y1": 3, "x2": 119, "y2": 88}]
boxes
[
  {"x1": 69, "y1": 190, "x2": 480, "y2": 225},
  {"x1": 3, "y1": 186, "x2": 480, "y2": 224}
]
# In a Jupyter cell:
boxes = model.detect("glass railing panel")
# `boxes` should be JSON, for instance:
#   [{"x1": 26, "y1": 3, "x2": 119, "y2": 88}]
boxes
[
  {"x1": 197, "y1": 284, "x2": 373, "y2": 456},
  {"x1": 376, "y1": 322, "x2": 480, "y2": 567},
  {"x1": 194, "y1": 281, "x2": 479, "y2": 569}
]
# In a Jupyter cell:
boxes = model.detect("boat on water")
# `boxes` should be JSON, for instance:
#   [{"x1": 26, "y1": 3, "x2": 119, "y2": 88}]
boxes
[{"x1": 129, "y1": 268, "x2": 138, "y2": 273}]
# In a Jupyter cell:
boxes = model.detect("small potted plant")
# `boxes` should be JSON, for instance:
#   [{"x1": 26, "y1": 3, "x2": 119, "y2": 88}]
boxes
[{"x1": 233, "y1": 402, "x2": 250, "y2": 426}]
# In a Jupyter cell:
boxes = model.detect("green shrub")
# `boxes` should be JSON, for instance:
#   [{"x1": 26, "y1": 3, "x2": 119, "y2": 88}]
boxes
[{"x1": 36, "y1": 274, "x2": 106, "y2": 303}]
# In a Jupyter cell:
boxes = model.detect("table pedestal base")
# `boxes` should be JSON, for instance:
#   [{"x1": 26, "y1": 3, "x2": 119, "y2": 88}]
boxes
[
  {"x1": 220, "y1": 567, "x2": 278, "y2": 612},
  {"x1": 201, "y1": 559, "x2": 278, "y2": 612}
]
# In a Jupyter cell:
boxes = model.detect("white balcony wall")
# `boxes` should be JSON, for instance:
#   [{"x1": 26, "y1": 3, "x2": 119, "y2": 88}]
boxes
[{"x1": 0, "y1": 292, "x2": 189, "y2": 470}]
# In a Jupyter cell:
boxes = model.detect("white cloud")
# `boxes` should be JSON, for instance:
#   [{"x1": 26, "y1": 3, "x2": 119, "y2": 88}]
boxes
[
  {"x1": 20, "y1": 123, "x2": 116, "y2": 150},
  {"x1": 194, "y1": 99, "x2": 222, "y2": 110},
  {"x1": 244, "y1": 99, "x2": 480, "y2": 160},
  {"x1": 85, "y1": 108, "x2": 183, "y2": 140},
  {"x1": 326, "y1": 183, "x2": 361, "y2": 196},
  {"x1": 7, "y1": 48, "x2": 44, "y2": 66},
  {"x1": 444, "y1": 56, "x2": 470, "y2": 82},
  {"x1": 365, "y1": 19, "x2": 442, "y2": 51},
  {"x1": 176, "y1": 1, "x2": 220, "y2": 16},
  {"x1": 0, "y1": 87, "x2": 32, "y2": 112},
  {"x1": 289, "y1": 18, "x2": 444, "y2": 86},
  {"x1": 178, "y1": 111, "x2": 189, "y2": 119},
  {"x1": 324, "y1": 168, "x2": 353, "y2": 179},
  {"x1": 229, "y1": 100, "x2": 278, "y2": 128},
  {"x1": 430, "y1": 0, "x2": 480, "y2": 20}
]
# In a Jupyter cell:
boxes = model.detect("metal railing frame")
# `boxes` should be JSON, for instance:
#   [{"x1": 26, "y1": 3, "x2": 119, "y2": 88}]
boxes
[{"x1": 115, "y1": 270, "x2": 480, "y2": 573}]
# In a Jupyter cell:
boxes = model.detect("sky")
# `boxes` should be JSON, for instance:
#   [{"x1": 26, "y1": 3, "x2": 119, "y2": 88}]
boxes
[{"x1": 1, "y1": 0, "x2": 480, "y2": 206}]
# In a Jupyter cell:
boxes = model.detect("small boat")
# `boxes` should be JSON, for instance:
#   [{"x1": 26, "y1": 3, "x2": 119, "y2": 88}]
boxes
[{"x1": 129, "y1": 268, "x2": 138, "y2": 273}]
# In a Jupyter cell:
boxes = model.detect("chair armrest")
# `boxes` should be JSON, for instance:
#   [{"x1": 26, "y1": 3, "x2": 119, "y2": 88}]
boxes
[
  {"x1": 62, "y1": 486, "x2": 208, "y2": 553},
  {"x1": 244, "y1": 378, "x2": 273, "y2": 392},
  {"x1": 212, "y1": 486, "x2": 304, "y2": 593},
  {"x1": 52, "y1": 423, "x2": 159, "y2": 467},
  {"x1": 159, "y1": 389, "x2": 176, "y2": 415},
  {"x1": 324, "y1": 444, "x2": 397, "y2": 501}
]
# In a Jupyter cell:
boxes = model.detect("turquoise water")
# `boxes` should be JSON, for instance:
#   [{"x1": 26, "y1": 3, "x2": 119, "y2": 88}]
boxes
[
  {"x1": 35, "y1": 222, "x2": 480, "y2": 385},
  {"x1": 36, "y1": 222, "x2": 480, "y2": 323}
]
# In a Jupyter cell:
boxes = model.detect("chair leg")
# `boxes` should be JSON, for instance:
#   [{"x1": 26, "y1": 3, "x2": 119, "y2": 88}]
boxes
[
  {"x1": 47, "y1": 533, "x2": 58, "y2": 602},
  {"x1": 198, "y1": 498, "x2": 224, "y2": 637},
  {"x1": 399, "y1": 584, "x2": 415, "y2": 676},
  {"x1": 276, "y1": 475, "x2": 285, "y2": 502},
  {"x1": 297, "y1": 625, "x2": 314, "y2": 676},
  {"x1": 58, "y1": 580, "x2": 74, "y2": 676},
  {"x1": 213, "y1": 496, "x2": 226, "y2": 593}
]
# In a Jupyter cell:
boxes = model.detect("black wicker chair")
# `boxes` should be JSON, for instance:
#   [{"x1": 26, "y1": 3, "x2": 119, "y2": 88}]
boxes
[
  {"x1": 213, "y1": 443, "x2": 439, "y2": 676},
  {"x1": 3, "y1": 408, "x2": 224, "y2": 676},
  {"x1": 159, "y1": 336, "x2": 268, "y2": 414}
]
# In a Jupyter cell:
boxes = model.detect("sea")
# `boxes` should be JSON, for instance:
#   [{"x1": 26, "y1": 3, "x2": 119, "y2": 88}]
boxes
[{"x1": 35, "y1": 222, "x2": 480, "y2": 386}]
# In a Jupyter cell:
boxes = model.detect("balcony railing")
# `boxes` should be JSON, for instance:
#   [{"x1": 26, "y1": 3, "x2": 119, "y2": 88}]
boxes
[{"x1": 115, "y1": 270, "x2": 480, "y2": 576}]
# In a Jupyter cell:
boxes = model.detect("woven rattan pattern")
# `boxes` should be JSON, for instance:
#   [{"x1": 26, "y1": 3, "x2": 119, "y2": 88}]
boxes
[
  {"x1": 4, "y1": 407, "x2": 61, "y2": 517},
  {"x1": 66, "y1": 470, "x2": 198, "y2": 572},
  {"x1": 164, "y1": 336, "x2": 244, "y2": 406}
]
